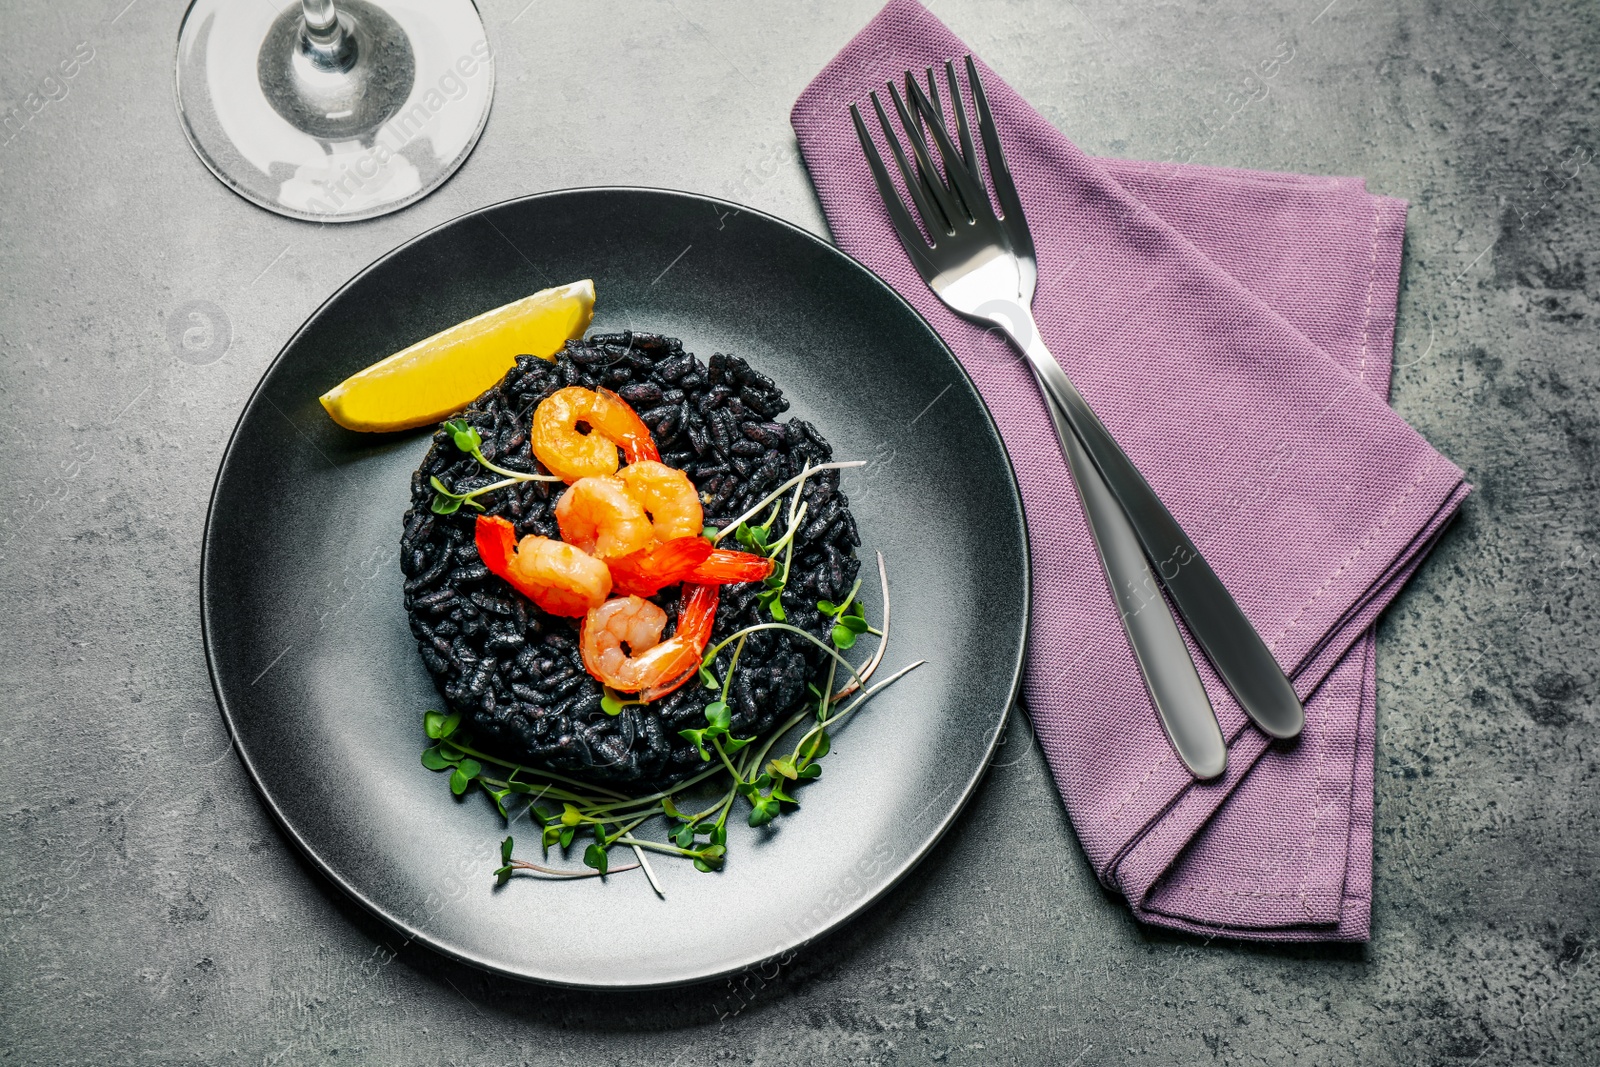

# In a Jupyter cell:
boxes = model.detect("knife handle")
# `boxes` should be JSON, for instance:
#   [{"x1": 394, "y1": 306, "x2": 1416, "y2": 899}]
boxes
[
  {"x1": 1034, "y1": 366, "x2": 1227, "y2": 779},
  {"x1": 1015, "y1": 311, "x2": 1305, "y2": 740}
]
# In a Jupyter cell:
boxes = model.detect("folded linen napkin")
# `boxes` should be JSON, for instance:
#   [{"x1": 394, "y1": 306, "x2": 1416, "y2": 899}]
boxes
[{"x1": 791, "y1": 0, "x2": 1470, "y2": 941}]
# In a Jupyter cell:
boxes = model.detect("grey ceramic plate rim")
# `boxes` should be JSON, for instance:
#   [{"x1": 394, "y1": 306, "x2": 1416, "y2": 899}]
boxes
[{"x1": 199, "y1": 186, "x2": 1031, "y2": 989}]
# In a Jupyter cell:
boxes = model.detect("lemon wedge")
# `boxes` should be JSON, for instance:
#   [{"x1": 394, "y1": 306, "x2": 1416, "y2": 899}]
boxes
[{"x1": 319, "y1": 279, "x2": 595, "y2": 432}]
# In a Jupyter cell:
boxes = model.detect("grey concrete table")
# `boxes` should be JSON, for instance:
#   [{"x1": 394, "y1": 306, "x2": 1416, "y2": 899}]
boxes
[{"x1": 2, "y1": 0, "x2": 1595, "y2": 1063}]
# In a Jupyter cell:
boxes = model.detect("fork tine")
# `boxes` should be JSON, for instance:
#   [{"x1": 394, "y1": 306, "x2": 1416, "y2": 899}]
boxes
[
  {"x1": 964, "y1": 55, "x2": 1034, "y2": 262},
  {"x1": 905, "y1": 75, "x2": 997, "y2": 227},
  {"x1": 944, "y1": 61, "x2": 979, "y2": 191},
  {"x1": 914, "y1": 67, "x2": 980, "y2": 224},
  {"x1": 869, "y1": 88, "x2": 949, "y2": 241},
  {"x1": 908, "y1": 67, "x2": 966, "y2": 220},
  {"x1": 886, "y1": 80, "x2": 961, "y2": 234},
  {"x1": 850, "y1": 103, "x2": 941, "y2": 285},
  {"x1": 904, "y1": 70, "x2": 939, "y2": 208}
]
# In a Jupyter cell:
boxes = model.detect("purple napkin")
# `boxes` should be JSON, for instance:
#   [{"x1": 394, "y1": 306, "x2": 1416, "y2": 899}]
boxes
[{"x1": 792, "y1": 0, "x2": 1470, "y2": 942}]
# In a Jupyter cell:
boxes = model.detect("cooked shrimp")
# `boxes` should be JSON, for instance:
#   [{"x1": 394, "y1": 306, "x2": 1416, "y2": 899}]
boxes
[
  {"x1": 475, "y1": 515, "x2": 611, "y2": 617},
  {"x1": 555, "y1": 475, "x2": 655, "y2": 559},
  {"x1": 531, "y1": 386, "x2": 660, "y2": 483},
  {"x1": 618, "y1": 460, "x2": 704, "y2": 543},
  {"x1": 580, "y1": 584, "x2": 719, "y2": 699}
]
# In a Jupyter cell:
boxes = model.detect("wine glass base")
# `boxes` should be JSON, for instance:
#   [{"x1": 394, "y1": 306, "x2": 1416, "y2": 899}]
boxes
[{"x1": 175, "y1": 0, "x2": 494, "y2": 223}]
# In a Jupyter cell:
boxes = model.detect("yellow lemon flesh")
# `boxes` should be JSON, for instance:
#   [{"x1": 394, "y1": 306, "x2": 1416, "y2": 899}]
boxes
[{"x1": 319, "y1": 279, "x2": 595, "y2": 432}]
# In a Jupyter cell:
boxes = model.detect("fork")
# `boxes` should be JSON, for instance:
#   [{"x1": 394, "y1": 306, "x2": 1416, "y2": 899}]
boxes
[{"x1": 851, "y1": 58, "x2": 1303, "y2": 768}]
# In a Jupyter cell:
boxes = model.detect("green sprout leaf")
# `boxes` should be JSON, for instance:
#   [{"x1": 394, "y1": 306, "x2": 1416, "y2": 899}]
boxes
[
  {"x1": 428, "y1": 475, "x2": 484, "y2": 514},
  {"x1": 816, "y1": 599, "x2": 839, "y2": 614},
  {"x1": 457, "y1": 758, "x2": 482, "y2": 780},
  {"x1": 702, "y1": 525, "x2": 720, "y2": 539},
  {"x1": 704, "y1": 701, "x2": 731, "y2": 732},
  {"x1": 420, "y1": 746, "x2": 452, "y2": 771},
  {"x1": 530, "y1": 804, "x2": 554, "y2": 827},
  {"x1": 500, "y1": 836, "x2": 514, "y2": 864},
  {"x1": 489, "y1": 788, "x2": 512, "y2": 818},
  {"x1": 558, "y1": 825, "x2": 576, "y2": 849},
  {"x1": 494, "y1": 865, "x2": 512, "y2": 886},
  {"x1": 583, "y1": 842, "x2": 609, "y2": 874},
  {"x1": 560, "y1": 803, "x2": 584, "y2": 826},
  {"x1": 747, "y1": 796, "x2": 779, "y2": 827},
  {"x1": 661, "y1": 797, "x2": 682, "y2": 819},
  {"x1": 445, "y1": 419, "x2": 483, "y2": 454},
  {"x1": 841, "y1": 615, "x2": 870, "y2": 634},
  {"x1": 678, "y1": 727, "x2": 711, "y2": 760},
  {"x1": 424, "y1": 710, "x2": 447, "y2": 738},
  {"x1": 449, "y1": 768, "x2": 471, "y2": 795},
  {"x1": 600, "y1": 690, "x2": 626, "y2": 716},
  {"x1": 798, "y1": 763, "x2": 822, "y2": 780},
  {"x1": 768, "y1": 757, "x2": 798, "y2": 781},
  {"x1": 831, "y1": 623, "x2": 858, "y2": 649},
  {"x1": 800, "y1": 730, "x2": 831, "y2": 762}
]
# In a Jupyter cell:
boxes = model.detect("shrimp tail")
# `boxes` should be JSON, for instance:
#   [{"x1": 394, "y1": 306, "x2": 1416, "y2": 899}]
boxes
[
  {"x1": 686, "y1": 548, "x2": 776, "y2": 585},
  {"x1": 638, "y1": 583, "x2": 720, "y2": 702},
  {"x1": 598, "y1": 387, "x2": 661, "y2": 464},
  {"x1": 608, "y1": 537, "x2": 713, "y2": 597},
  {"x1": 474, "y1": 514, "x2": 521, "y2": 586}
]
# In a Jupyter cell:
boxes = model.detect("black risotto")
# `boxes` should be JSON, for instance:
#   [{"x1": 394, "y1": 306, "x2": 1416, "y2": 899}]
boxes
[{"x1": 400, "y1": 332, "x2": 860, "y2": 787}]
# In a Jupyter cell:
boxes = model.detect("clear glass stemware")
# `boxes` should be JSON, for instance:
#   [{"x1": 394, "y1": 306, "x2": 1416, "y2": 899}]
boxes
[{"x1": 175, "y1": 0, "x2": 494, "y2": 222}]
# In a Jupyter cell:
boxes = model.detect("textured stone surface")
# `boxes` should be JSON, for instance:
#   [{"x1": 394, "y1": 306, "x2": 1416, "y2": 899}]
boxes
[{"x1": 1, "y1": 0, "x2": 1594, "y2": 1063}]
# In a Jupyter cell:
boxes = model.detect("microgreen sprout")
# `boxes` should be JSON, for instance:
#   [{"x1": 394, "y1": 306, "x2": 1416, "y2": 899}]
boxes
[
  {"x1": 429, "y1": 417, "x2": 562, "y2": 514},
  {"x1": 818, "y1": 578, "x2": 878, "y2": 649},
  {"x1": 729, "y1": 459, "x2": 827, "y2": 623},
  {"x1": 420, "y1": 551, "x2": 916, "y2": 886}
]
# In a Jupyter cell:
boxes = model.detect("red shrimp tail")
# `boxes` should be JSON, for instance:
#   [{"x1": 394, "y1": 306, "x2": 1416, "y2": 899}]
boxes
[
  {"x1": 475, "y1": 515, "x2": 520, "y2": 582},
  {"x1": 677, "y1": 582, "x2": 720, "y2": 645},
  {"x1": 639, "y1": 583, "x2": 720, "y2": 703},
  {"x1": 598, "y1": 387, "x2": 661, "y2": 464},
  {"x1": 685, "y1": 548, "x2": 775, "y2": 585},
  {"x1": 608, "y1": 537, "x2": 713, "y2": 597}
]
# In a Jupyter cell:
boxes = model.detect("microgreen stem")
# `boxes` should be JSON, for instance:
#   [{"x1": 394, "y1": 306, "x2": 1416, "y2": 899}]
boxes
[
  {"x1": 632, "y1": 843, "x2": 664, "y2": 897},
  {"x1": 723, "y1": 633, "x2": 749, "y2": 693},
  {"x1": 793, "y1": 660, "x2": 925, "y2": 758},
  {"x1": 710, "y1": 736, "x2": 744, "y2": 784},
  {"x1": 701, "y1": 623, "x2": 868, "y2": 692},
  {"x1": 613, "y1": 837, "x2": 707, "y2": 859},
  {"x1": 505, "y1": 859, "x2": 640, "y2": 879},
  {"x1": 832, "y1": 552, "x2": 891, "y2": 702},
  {"x1": 471, "y1": 453, "x2": 562, "y2": 483},
  {"x1": 446, "y1": 740, "x2": 630, "y2": 801},
  {"x1": 712, "y1": 461, "x2": 866, "y2": 544}
]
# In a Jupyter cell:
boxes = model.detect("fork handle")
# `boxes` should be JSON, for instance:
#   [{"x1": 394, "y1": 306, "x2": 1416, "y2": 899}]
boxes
[
  {"x1": 1036, "y1": 365, "x2": 1226, "y2": 778},
  {"x1": 1013, "y1": 310, "x2": 1305, "y2": 740}
]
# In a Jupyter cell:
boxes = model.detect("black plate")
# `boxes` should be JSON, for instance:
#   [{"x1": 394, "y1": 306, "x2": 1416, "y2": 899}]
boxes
[{"x1": 201, "y1": 188, "x2": 1028, "y2": 988}]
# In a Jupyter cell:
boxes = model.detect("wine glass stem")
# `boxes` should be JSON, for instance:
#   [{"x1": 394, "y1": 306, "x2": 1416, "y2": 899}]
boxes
[{"x1": 302, "y1": 0, "x2": 344, "y2": 46}]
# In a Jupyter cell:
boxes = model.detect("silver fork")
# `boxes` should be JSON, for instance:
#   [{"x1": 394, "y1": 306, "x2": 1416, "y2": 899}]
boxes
[{"x1": 851, "y1": 58, "x2": 1303, "y2": 769}]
